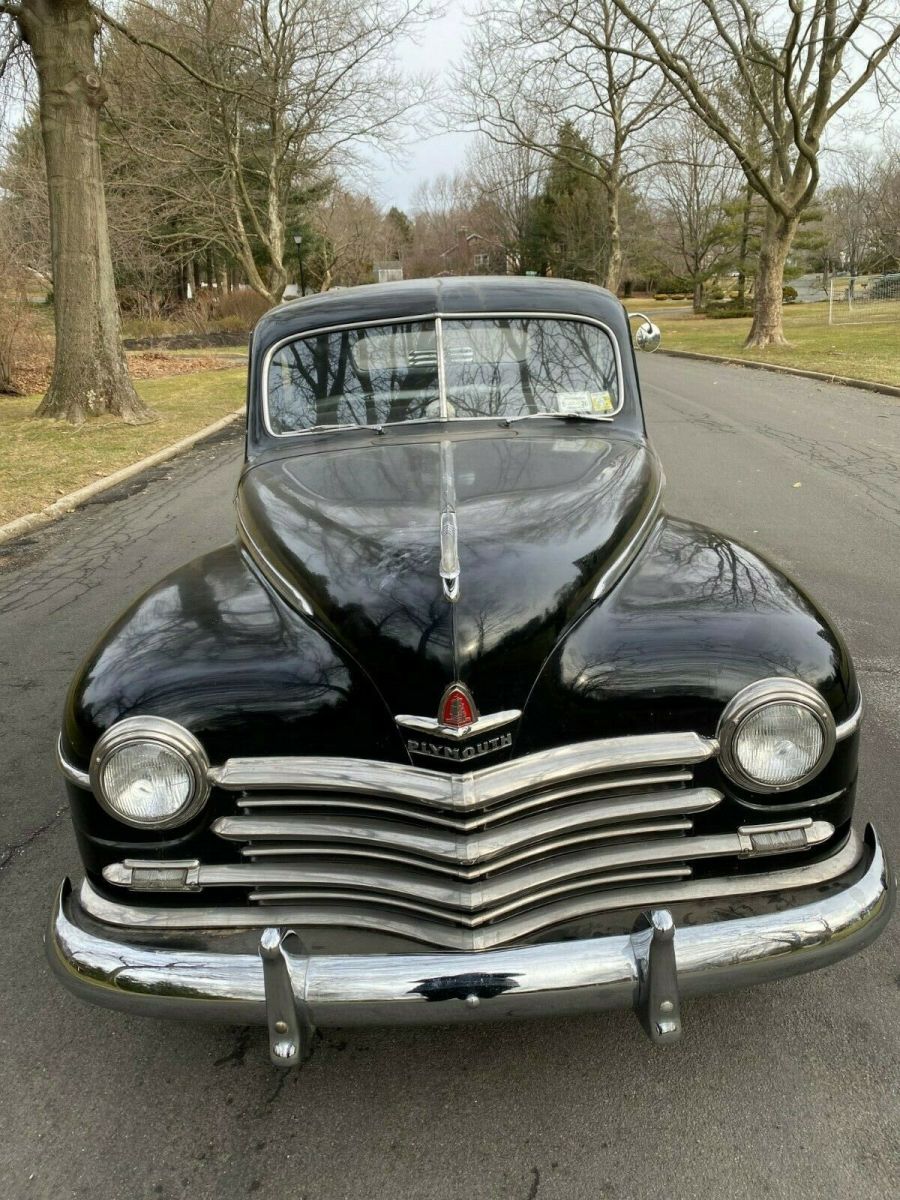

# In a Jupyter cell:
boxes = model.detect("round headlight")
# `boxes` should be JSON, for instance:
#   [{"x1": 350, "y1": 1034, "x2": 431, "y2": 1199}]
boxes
[
  {"x1": 717, "y1": 679, "x2": 835, "y2": 793},
  {"x1": 90, "y1": 717, "x2": 209, "y2": 828}
]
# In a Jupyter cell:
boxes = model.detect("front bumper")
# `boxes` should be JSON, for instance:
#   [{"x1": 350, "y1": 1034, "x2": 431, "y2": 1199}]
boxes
[{"x1": 48, "y1": 825, "x2": 894, "y2": 1066}]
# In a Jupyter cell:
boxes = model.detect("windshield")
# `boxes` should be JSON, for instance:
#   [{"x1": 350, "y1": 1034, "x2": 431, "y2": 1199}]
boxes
[{"x1": 265, "y1": 316, "x2": 620, "y2": 435}]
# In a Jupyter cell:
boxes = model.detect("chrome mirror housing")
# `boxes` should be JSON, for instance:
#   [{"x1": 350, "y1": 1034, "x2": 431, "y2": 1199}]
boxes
[{"x1": 629, "y1": 311, "x2": 661, "y2": 353}]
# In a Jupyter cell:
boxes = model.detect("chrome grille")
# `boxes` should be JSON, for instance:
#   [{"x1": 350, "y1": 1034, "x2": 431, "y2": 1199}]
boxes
[
  {"x1": 204, "y1": 735, "x2": 726, "y2": 928},
  {"x1": 100, "y1": 733, "x2": 837, "y2": 950}
]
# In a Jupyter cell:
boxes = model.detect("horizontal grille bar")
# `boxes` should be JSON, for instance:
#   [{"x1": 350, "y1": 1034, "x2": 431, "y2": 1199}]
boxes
[
  {"x1": 248, "y1": 869, "x2": 693, "y2": 926},
  {"x1": 106, "y1": 821, "x2": 835, "y2": 918},
  {"x1": 207, "y1": 732, "x2": 718, "y2": 811},
  {"x1": 238, "y1": 821, "x2": 694, "y2": 878},
  {"x1": 212, "y1": 786, "x2": 722, "y2": 867},
  {"x1": 85, "y1": 828, "x2": 863, "y2": 952},
  {"x1": 223, "y1": 768, "x2": 695, "y2": 829}
]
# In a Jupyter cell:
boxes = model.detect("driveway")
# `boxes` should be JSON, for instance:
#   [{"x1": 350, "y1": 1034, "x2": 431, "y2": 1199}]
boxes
[{"x1": 0, "y1": 357, "x2": 897, "y2": 1200}]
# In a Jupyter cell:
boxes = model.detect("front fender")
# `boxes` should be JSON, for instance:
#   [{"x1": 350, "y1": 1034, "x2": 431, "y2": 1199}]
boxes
[
  {"x1": 62, "y1": 543, "x2": 403, "y2": 770},
  {"x1": 520, "y1": 516, "x2": 859, "y2": 820}
]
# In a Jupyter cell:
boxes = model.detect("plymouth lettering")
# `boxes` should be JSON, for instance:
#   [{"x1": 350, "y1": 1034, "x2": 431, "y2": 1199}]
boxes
[{"x1": 407, "y1": 732, "x2": 513, "y2": 761}]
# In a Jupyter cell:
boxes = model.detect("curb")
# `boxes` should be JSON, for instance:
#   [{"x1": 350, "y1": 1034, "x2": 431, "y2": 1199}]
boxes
[
  {"x1": 657, "y1": 348, "x2": 900, "y2": 399},
  {"x1": 0, "y1": 409, "x2": 244, "y2": 548}
]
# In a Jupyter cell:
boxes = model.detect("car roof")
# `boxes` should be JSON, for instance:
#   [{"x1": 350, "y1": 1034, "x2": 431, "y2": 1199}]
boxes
[{"x1": 253, "y1": 276, "x2": 626, "y2": 347}]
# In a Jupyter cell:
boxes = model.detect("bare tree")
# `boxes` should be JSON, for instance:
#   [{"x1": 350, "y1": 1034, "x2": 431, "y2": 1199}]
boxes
[
  {"x1": 404, "y1": 172, "x2": 473, "y2": 277},
  {"x1": 869, "y1": 135, "x2": 900, "y2": 268},
  {"x1": 454, "y1": 0, "x2": 668, "y2": 290},
  {"x1": 555, "y1": 0, "x2": 900, "y2": 345},
  {"x1": 649, "y1": 113, "x2": 742, "y2": 309},
  {"x1": 309, "y1": 185, "x2": 385, "y2": 290},
  {"x1": 102, "y1": 0, "x2": 432, "y2": 305},
  {"x1": 463, "y1": 134, "x2": 546, "y2": 273},
  {"x1": 819, "y1": 143, "x2": 878, "y2": 274}
]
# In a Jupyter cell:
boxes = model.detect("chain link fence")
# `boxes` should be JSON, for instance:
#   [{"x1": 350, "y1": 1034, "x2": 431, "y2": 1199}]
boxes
[{"x1": 828, "y1": 274, "x2": 900, "y2": 324}]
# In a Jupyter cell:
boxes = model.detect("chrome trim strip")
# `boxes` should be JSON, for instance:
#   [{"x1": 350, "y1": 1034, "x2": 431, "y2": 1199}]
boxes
[
  {"x1": 438, "y1": 437, "x2": 460, "y2": 603},
  {"x1": 261, "y1": 310, "x2": 626, "y2": 440},
  {"x1": 212, "y1": 786, "x2": 722, "y2": 864},
  {"x1": 590, "y1": 472, "x2": 664, "y2": 601},
  {"x1": 101, "y1": 819, "x2": 834, "y2": 910},
  {"x1": 57, "y1": 736, "x2": 90, "y2": 789},
  {"x1": 207, "y1": 732, "x2": 718, "y2": 810},
  {"x1": 48, "y1": 826, "x2": 892, "y2": 1019},
  {"x1": 237, "y1": 510, "x2": 314, "y2": 618},
  {"x1": 434, "y1": 316, "x2": 449, "y2": 422},
  {"x1": 835, "y1": 693, "x2": 863, "y2": 741}
]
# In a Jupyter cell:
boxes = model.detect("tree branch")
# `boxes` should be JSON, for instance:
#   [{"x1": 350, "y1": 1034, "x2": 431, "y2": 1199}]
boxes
[{"x1": 91, "y1": 4, "x2": 250, "y2": 95}]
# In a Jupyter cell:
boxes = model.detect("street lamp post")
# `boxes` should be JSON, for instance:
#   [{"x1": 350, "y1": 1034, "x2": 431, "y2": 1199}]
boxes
[{"x1": 292, "y1": 232, "x2": 306, "y2": 297}]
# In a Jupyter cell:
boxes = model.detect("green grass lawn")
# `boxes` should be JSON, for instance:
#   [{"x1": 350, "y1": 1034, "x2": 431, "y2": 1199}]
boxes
[
  {"x1": 0, "y1": 368, "x2": 245, "y2": 526},
  {"x1": 626, "y1": 301, "x2": 900, "y2": 388}
]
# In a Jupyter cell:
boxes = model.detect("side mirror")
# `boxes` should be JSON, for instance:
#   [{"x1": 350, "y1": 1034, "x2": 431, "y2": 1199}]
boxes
[{"x1": 629, "y1": 311, "x2": 661, "y2": 353}]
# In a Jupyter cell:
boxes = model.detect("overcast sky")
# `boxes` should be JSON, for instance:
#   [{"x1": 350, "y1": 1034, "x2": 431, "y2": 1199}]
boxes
[{"x1": 366, "y1": 0, "x2": 474, "y2": 212}]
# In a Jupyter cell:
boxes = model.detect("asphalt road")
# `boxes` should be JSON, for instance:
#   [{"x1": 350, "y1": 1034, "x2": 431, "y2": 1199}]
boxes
[{"x1": 1, "y1": 357, "x2": 897, "y2": 1200}]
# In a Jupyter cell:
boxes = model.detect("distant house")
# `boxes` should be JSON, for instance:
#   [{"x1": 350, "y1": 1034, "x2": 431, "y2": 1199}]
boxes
[
  {"x1": 439, "y1": 228, "x2": 507, "y2": 276},
  {"x1": 374, "y1": 261, "x2": 403, "y2": 283}
]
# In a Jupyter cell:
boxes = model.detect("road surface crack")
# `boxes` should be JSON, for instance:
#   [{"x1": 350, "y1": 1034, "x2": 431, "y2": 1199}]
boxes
[{"x1": 0, "y1": 806, "x2": 66, "y2": 871}]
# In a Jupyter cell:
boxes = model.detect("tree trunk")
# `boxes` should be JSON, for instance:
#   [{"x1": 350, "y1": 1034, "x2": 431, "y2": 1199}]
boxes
[
  {"x1": 692, "y1": 280, "x2": 703, "y2": 313},
  {"x1": 736, "y1": 182, "x2": 752, "y2": 307},
  {"x1": 602, "y1": 186, "x2": 622, "y2": 293},
  {"x1": 745, "y1": 211, "x2": 797, "y2": 348},
  {"x1": 22, "y1": 0, "x2": 150, "y2": 424}
]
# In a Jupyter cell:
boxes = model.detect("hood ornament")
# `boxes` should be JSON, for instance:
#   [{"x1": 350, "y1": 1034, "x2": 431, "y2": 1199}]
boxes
[
  {"x1": 439, "y1": 440, "x2": 460, "y2": 604},
  {"x1": 396, "y1": 684, "x2": 521, "y2": 762},
  {"x1": 440, "y1": 510, "x2": 460, "y2": 603}
]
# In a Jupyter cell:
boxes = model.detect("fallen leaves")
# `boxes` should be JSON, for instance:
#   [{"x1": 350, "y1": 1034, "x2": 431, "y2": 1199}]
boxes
[{"x1": 5, "y1": 351, "x2": 237, "y2": 397}]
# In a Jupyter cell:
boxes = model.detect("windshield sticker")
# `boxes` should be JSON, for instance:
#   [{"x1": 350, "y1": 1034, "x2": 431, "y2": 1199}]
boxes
[{"x1": 557, "y1": 391, "x2": 615, "y2": 414}]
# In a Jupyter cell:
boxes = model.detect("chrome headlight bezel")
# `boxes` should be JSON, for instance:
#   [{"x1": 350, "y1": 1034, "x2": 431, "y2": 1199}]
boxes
[
  {"x1": 89, "y1": 716, "x2": 210, "y2": 829},
  {"x1": 716, "y1": 678, "x2": 836, "y2": 794}
]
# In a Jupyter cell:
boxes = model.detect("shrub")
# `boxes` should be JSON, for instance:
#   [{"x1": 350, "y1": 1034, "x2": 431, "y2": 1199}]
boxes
[
  {"x1": 704, "y1": 302, "x2": 753, "y2": 319},
  {"x1": 121, "y1": 315, "x2": 179, "y2": 339},
  {"x1": 212, "y1": 314, "x2": 255, "y2": 334},
  {"x1": 653, "y1": 293, "x2": 670, "y2": 301},
  {"x1": 0, "y1": 295, "x2": 51, "y2": 395},
  {"x1": 782, "y1": 285, "x2": 798, "y2": 303},
  {"x1": 652, "y1": 275, "x2": 693, "y2": 293},
  {"x1": 214, "y1": 288, "x2": 270, "y2": 328}
]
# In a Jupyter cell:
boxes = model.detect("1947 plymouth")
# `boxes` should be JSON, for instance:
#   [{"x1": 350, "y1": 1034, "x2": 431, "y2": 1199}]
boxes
[{"x1": 48, "y1": 277, "x2": 894, "y2": 1066}]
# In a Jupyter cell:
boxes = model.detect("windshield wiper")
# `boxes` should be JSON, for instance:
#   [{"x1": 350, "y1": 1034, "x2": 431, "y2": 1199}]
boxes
[
  {"x1": 502, "y1": 411, "x2": 615, "y2": 427},
  {"x1": 303, "y1": 422, "x2": 386, "y2": 435}
]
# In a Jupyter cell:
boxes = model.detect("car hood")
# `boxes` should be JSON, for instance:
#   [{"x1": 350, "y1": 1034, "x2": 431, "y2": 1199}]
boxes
[{"x1": 237, "y1": 430, "x2": 661, "y2": 719}]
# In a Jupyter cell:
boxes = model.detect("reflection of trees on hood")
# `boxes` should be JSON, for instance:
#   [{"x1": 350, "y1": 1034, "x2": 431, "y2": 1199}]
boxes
[{"x1": 239, "y1": 435, "x2": 654, "y2": 687}]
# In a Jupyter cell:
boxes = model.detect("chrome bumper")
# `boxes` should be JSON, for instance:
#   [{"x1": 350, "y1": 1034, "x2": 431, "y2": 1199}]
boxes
[{"x1": 47, "y1": 825, "x2": 894, "y2": 1067}]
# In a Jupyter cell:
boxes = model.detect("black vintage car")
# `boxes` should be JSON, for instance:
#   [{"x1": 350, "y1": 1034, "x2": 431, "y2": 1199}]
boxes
[{"x1": 49, "y1": 277, "x2": 893, "y2": 1066}]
